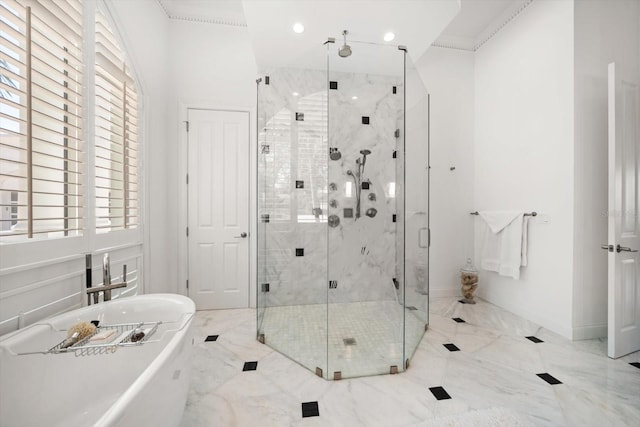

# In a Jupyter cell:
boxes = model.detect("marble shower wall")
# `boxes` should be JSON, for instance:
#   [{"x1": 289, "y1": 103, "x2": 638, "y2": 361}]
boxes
[
  {"x1": 257, "y1": 67, "x2": 404, "y2": 307},
  {"x1": 327, "y1": 71, "x2": 404, "y2": 305}
]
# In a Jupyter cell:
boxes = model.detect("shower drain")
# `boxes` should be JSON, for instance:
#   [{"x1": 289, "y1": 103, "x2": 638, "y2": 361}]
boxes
[{"x1": 343, "y1": 338, "x2": 357, "y2": 346}]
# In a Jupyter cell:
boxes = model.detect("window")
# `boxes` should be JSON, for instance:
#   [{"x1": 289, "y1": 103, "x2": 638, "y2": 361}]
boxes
[
  {"x1": 0, "y1": 0, "x2": 140, "y2": 243},
  {"x1": 259, "y1": 90, "x2": 327, "y2": 224},
  {"x1": 94, "y1": 7, "x2": 138, "y2": 233},
  {"x1": 0, "y1": 0, "x2": 83, "y2": 240}
]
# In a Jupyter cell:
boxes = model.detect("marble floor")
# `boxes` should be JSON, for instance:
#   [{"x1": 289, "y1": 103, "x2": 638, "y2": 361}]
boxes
[{"x1": 181, "y1": 297, "x2": 640, "y2": 426}]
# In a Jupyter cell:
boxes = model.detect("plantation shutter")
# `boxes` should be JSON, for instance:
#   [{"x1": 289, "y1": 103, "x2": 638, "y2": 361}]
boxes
[
  {"x1": 0, "y1": 0, "x2": 83, "y2": 240},
  {"x1": 94, "y1": 7, "x2": 138, "y2": 233}
]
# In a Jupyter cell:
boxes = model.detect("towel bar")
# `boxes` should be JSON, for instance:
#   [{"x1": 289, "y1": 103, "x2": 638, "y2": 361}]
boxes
[{"x1": 470, "y1": 211, "x2": 537, "y2": 217}]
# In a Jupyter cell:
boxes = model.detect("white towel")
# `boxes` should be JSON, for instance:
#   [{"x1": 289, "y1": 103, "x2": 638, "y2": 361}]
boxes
[{"x1": 478, "y1": 211, "x2": 527, "y2": 279}]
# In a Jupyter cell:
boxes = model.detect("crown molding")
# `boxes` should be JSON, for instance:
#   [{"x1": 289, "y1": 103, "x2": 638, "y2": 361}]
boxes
[
  {"x1": 432, "y1": 0, "x2": 534, "y2": 52},
  {"x1": 431, "y1": 35, "x2": 475, "y2": 52},
  {"x1": 156, "y1": 0, "x2": 247, "y2": 27},
  {"x1": 473, "y1": 0, "x2": 533, "y2": 51}
]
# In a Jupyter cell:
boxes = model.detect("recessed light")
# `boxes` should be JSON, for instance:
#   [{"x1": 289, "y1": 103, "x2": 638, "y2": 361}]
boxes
[
  {"x1": 351, "y1": 95, "x2": 358, "y2": 100},
  {"x1": 293, "y1": 23, "x2": 304, "y2": 34},
  {"x1": 292, "y1": 92, "x2": 299, "y2": 97},
  {"x1": 383, "y1": 32, "x2": 395, "y2": 42}
]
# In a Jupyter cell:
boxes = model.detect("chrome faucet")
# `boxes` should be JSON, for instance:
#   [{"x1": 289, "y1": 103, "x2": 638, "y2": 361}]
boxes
[{"x1": 87, "y1": 254, "x2": 127, "y2": 304}]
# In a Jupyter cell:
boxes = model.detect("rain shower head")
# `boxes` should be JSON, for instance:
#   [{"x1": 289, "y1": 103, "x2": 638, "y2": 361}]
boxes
[
  {"x1": 339, "y1": 30, "x2": 352, "y2": 58},
  {"x1": 339, "y1": 45, "x2": 352, "y2": 58}
]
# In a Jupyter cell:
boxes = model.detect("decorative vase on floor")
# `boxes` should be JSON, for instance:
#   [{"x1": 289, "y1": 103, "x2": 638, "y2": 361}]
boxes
[{"x1": 460, "y1": 258, "x2": 478, "y2": 304}]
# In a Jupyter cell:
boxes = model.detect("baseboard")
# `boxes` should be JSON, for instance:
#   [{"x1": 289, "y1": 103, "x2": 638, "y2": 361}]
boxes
[
  {"x1": 572, "y1": 324, "x2": 607, "y2": 341},
  {"x1": 429, "y1": 288, "x2": 461, "y2": 298}
]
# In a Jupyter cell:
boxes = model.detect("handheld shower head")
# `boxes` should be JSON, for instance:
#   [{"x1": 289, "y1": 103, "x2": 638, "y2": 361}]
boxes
[
  {"x1": 339, "y1": 30, "x2": 352, "y2": 58},
  {"x1": 359, "y1": 149, "x2": 371, "y2": 167}
]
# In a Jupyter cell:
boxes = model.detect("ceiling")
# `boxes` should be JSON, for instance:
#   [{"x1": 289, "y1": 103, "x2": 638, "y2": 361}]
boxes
[
  {"x1": 157, "y1": 0, "x2": 533, "y2": 67},
  {"x1": 240, "y1": 0, "x2": 460, "y2": 72}
]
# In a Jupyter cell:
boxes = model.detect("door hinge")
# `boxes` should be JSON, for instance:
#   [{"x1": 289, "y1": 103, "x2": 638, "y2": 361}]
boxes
[
  {"x1": 186, "y1": 227, "x2": 189, "y2": 237},
  {"x1": 185, "y1": 121, "x2": 189, "y2": 132},
  {"x1": 186, "y1": 279, "x2": 189, "y2": 289},
  {"x1": 186, "y1": 174, "x2": 189, "y2": 184}
]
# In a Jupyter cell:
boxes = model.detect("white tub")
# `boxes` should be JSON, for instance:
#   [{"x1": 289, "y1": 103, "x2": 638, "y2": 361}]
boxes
[{"x1": 0, "y1": 294, "x2": 195, "y2": 427}]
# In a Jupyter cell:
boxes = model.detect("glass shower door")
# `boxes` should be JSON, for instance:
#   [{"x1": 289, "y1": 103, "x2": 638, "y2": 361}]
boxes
[
  {"x1": 403, "y1": 61, "x2": 430, "y2": 362},
  {"x1": 255, "y1": 51, "x2": 329, "y2": 377},
  {"x1": 326, "y1": 40, "x2": 406, "y2": 379}
]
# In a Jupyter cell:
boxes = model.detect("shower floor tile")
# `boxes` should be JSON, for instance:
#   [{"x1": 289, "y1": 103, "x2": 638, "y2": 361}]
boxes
[
  {"x1": 257, "y1": 300, "x2": 426, "y2": 379},
  {"x1": 181, "y1": 297, "x2": 640, "y2": 427}
]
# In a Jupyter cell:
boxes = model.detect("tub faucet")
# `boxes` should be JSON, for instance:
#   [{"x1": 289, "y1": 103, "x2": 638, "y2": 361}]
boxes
[{"x1": 87, "y1": 255, "x2": 127, "y2": 304}]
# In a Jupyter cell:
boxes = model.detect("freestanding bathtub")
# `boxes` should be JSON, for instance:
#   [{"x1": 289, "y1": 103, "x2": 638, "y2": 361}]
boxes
[{"x1": 0, "y1": 293, "x2": 195, "y2": 427}]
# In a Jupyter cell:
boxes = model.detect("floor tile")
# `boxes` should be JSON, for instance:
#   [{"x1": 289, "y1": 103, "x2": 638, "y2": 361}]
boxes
[
  {"x1": 537, "y1": 373, "x2": 562, "y2": 385},
  {"x1": 243, "y1": 361, "x2": 258, "y2": 371},
  {"x1": 443, "y1": 343, "x2": 460, "y2": 352},
  {"x1": 301, "y1": 401, "x2": 319, "y2": 418},
  {"x1": 429, "y1": 386, "x2": 451, "y2": 400}
]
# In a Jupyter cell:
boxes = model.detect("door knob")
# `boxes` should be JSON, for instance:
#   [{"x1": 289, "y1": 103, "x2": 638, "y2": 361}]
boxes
[
  {"x1": 235, "y1": 232, "x2": 248, "y2": 238},
  {"x1": 601, "y1": 244, "x2": 613, "y2": 252},
  {"x1": 616, "y1": 244, "x2": 638, "y2": 253}
]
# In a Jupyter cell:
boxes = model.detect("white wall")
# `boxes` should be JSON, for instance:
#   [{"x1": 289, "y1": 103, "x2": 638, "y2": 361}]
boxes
[
  {"x1": 415, "y1": 47, "x2": 475, "y2": 298},
  {"x1": 573, "y1": 0, "x2": 640, "y2": 339},
  {"x1": 109, "y1": 0, "x2": 172, "y2": 293},
  {"x1": 167, "y1": 20, "x2": 258, "y2": 305},
  {"x1": 473, "y1": 0, "x2": 575, "y2": 338},
  {"x1": 109, "y1": 10, "x2": 259, "y2": 300}
]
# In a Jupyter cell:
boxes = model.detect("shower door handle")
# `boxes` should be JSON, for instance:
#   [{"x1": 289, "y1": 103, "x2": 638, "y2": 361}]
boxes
[
  {"x1": 418, "y1": 228, "x2": 429, "y2": 248},
  {"x1": 235, "y1": 232, "x2": 248, "y2": 238}
]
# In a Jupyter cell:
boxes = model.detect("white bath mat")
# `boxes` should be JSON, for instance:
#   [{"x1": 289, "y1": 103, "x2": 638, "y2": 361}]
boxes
[{"x1": 420, "y1": 407, "x2": 535, "y2": 427}]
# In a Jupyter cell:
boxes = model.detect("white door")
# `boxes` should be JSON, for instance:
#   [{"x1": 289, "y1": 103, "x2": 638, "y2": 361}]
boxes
[
  {"x1": 606, "y1": 62, "x2": 640, "y2": 358},
  {"x1": 188, "y1": 109, "x2": 250, "y2": 310}
]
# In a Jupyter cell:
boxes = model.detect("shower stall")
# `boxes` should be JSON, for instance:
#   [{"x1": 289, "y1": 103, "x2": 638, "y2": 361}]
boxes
[{"x1": 256, "y1": 37, "x2": 430, "y2": 380}]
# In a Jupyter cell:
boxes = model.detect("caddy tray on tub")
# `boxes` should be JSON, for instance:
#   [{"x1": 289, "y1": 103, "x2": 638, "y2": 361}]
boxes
[{"x1": 47, "y1": 321, "x2": 161, "y2": 356}]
